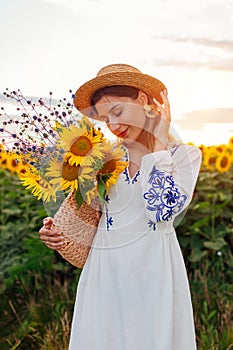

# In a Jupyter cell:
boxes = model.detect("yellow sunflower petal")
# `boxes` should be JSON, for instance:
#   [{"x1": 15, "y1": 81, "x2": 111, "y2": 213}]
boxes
[
  {"x1": 216, "y1": 152, "x2": 232, "y2": 173},
  {"x1": 85, "y1": 186, "x2": 98, "y2": 205},
  {"x1": 215, "y1": 144, "x2": 228, "y2": 154},
  {"x1": 228, "y1": 136, "x2": 233, "y2": 150},
  {"x1": 20, "y1": 169, "x2": 56, "y2": 202},
  {"x1": 57, "y1": 123, "x2": 105, "y2": 166},
  {"x1": 97, "y1": 141, "x2": 128, "y2": 194},
  {"x1": 45, "y1": 158, "x2": 94, "y2": 192},
  {"x1": 203, "y1": 147, "x2": 219, "y2": 171}
]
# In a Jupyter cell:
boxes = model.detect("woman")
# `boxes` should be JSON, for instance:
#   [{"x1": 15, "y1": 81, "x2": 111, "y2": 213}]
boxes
[{"x1": 39, "y1": 64, "x2": 202, "y2": 349}]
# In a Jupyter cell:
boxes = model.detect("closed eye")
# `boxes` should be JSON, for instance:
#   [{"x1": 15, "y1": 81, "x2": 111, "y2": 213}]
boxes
[
  {"x1": 98, "y1": 115, "x2": 109, "y2": 122},
  {"x1": 114, "y1": 110, "x2": 122, "y2": 117}
]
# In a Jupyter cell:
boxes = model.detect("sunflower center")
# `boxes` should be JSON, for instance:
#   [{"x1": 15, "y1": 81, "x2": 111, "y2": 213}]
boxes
[
  {"x1": 207, "y1": 156, "x2": 216, "y2": 166},
  {"x1": 220, "y1": 156, "x2": 229, "y2": 168},
  {"x1": 11, "y1": 159, "x2": 18, "y2": 167},
  {"x1": 99, "y1": 159, "x2": 116, "y2": 174},
  {"x1": 62, "y1": 163, "x2": 80, "y2": 181},
  {"x1": 70, "y1": 136, "x2": 92, "y2": 156}
]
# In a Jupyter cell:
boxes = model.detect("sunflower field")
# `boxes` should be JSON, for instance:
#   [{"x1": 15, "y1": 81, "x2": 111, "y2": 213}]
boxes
[{"x1": 0, "y1": 137, "x2": 233, "y2": 350}]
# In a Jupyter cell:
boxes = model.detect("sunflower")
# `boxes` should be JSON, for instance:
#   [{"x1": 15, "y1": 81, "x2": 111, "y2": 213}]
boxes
[
  {"x1": 0, "y1": 150, "x2": 9, "y2": 171},
  {"x1": 7, "y1": 154, "x2": 22, "y2": 174},
  {"x1": 203, "y1": 148, "x2": 218, "y2": 171},
  {"x1": 78, "y1": 115, "x2": 99, "y2": 131},
  {"x1": 0, "y1": 151, "x2": 18, "y2": 173},
  {"x1": 215, "y1": 152, "x2": 232, "y2": 173},
  {"x1": 198, "y1": 144, "x2": 205, "y2": 154},
  {"x1": 7, "y1": 154, "x2": 29, "y2": 175},
  {"x1": 45, "y1": 158, "x2": 93, "y2": 191},
  {"x1": 0, "y1": 149, "x2": 32, "y2": 176},
  {"x1": 57, "y1": 123, "x2": 105, "y2": 166},
  {"x1": 15, "y1": 158, "x2": 32, "y2": 176},
  {"x1": 97, "y1": 142, "x2": 128, "y2": 193},
  {"x1": 215, "y1": 144, "x2": 228, "y2": 154},
  {"x1": 228, "y1": 136, "x2": 233, "y2": 150},
  {"x1": 85, "y1": 186, "x2": 98, "y2": 205},
  {"x1": 19, "y1": 168, "x2": 56, "y2": 202}
]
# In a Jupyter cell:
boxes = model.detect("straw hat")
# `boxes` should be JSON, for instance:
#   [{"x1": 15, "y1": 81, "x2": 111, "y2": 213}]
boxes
[{"x1": 74, "y1": 63, "x2": 166, "y2": 118}]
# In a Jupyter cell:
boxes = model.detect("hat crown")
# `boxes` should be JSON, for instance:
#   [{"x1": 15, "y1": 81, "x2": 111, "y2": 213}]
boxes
[
  {"x1": 96, "y1": 64, "x2": 141, "y2": 77},
  {"x1": 74, "y1": 63, "x2": 166, "y2": 117}
]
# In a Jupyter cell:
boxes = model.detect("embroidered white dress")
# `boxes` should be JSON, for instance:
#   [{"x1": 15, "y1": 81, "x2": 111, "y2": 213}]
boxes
[{"x1": 68, "y1": 144, "x2": 202, "y2": 350}]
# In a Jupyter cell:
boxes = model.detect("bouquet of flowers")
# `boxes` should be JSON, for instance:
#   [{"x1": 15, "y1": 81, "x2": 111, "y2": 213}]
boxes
[
  {"x1": 0, "y1": 89, "x2": 128, "y2": 267},
  {"x1": 0, "y1": 89, "x2": 128, "y2": 208}
]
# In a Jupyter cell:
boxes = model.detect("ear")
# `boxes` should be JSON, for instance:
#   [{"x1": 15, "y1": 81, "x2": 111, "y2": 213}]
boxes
[{"x1": 138, "y1": 90, "x2": 149, "y2": 105}]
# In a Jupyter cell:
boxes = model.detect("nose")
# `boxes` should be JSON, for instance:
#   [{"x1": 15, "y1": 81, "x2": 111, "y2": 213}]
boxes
[{"x1": 107, "y1": 116, "x2": 121, "y2": 133}]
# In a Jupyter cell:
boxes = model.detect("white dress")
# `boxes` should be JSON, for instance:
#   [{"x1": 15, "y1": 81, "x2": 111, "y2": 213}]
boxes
[{"x1": 68, "y1": 143, "x2": 202, "y2": 350}]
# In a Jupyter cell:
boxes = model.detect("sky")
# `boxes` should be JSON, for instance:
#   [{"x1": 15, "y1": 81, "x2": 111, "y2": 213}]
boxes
[{"x1": 0, "y1": 0, "x2": 232, "y2": 145}]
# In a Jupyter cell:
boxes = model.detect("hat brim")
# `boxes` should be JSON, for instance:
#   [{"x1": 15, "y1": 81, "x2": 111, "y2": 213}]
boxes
[{"x1": 74, "y1": 71, "x2": 166, "y2": 120}]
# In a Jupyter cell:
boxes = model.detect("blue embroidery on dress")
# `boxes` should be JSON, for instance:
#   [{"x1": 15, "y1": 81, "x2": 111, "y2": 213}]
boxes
[
  {"x1": 170, "y1": 144, "x2": 180, "y2": 156},
  {"x1": 122, "y1": 146, "x2": 140, "y2": 185},
  {"x1": 144, "y1": 165, "x2": 187, "y2": 224},
  {"x1": 104, "y1": 195, "x2": 113, "y2": 231},
  {"x1": 106, "y1": 208, "x2": 113, "y2": 231},
  {"x1": 105, "y1": 194, "x2": 110, "y2": 203},
  {"x1": 123, "y1": 167, "x2": 131, "y2": 184},
  {"x1": 148, "y1": 220, "x2": 157, "y2": 231},
  {"x1": 123, "y1": 166, "x2": 141, "y2": 184},
  {"x1": 132, "y1": 170, "x2": 140, "y2": 184}
]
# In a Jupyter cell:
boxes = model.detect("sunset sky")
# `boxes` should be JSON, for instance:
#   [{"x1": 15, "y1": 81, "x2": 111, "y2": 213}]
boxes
[{"x1": 0, "y1": 0, "x2": 232, "y2": 145}]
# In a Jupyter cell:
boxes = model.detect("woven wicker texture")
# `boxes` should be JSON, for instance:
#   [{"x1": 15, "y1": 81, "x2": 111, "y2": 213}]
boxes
[
  {"x1": 54, "y1": 192, "x2": 101, "y2": 268},
  {"x1": 73, "y1": 63, "x2": 166, "y2": 120}
]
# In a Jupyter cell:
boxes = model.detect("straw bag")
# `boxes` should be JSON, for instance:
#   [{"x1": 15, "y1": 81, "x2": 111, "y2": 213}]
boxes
[{"x1": 53, "y1": 191, "x2": 101, "y2": 268}]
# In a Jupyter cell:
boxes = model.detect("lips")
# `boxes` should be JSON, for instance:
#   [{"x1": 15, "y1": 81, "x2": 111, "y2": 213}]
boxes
[{"x1": 117, "y1": 127, "x2": 129, "y2": 138}]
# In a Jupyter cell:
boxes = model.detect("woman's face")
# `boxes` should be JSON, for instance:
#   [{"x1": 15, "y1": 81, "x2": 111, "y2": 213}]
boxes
[{"x1": 94, "y1": 92, "x2": 147, "y2": 144}]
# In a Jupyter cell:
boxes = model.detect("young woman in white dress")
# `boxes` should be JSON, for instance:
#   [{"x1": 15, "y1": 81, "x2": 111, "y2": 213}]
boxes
[{"x1": 39, "y1": 64, "x2": 202, "y2": 350}]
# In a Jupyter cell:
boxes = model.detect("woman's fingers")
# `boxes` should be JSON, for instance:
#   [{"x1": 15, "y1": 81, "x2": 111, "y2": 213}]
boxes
[
  {"x1": 42, "y1": 217, "x2": 54, "y2": 229},
  {"x1": 153, "y1": 90, "x2": 171, "y2": 121},
  {"x1": 40, "y1": 231, "x2": 63, "y2": 242},
  {"x1": 153, "y1": 89, "x2": 171, "y2": 122},
  {"x1": 161, "y1": 90, "x2": 171, "y2": 119},
  {"x1": 39, "y1": 224, "x2": 64, "y2": 250},
  {"x1": 43, "y1": 240, "x2": 64, "y2": 250},
  {"x1": 151, "y1": 90, "x2": 171, "y2": 149},
  {"x1": 153, "y1": 97, "x2": 162, "y2": 110}
]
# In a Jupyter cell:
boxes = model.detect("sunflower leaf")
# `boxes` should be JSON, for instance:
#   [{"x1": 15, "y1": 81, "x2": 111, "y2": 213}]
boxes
[
  {"x1": 97, "y1": 177, "x2": 106, "y2": 203},
  {"x1": 98, "y1": 173, "x2": 112, "y2": 182},
  {"x1": 93, "y1": 159, "x2": 104, "y2": 171},
  {"x1": 74, "y1": 188, "x2": 84, "y2": 209}
]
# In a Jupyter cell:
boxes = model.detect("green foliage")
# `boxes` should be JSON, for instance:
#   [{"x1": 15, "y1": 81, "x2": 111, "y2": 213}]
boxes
[
  {"x1": 0, "y1": 167, "x2": 233, "y2": 349},
  {"x1": 177, "y1": 168, "x2": 233, "y2": 349},
  {"x1": 0, "y1": 169, "x2": 81, "y2": 349},
  {"x1": 0, "y1": 169, "x2": 52, "y2": 290},
  {"x1": 177, "y1": 168, "x2": 233, "y2": 269}
]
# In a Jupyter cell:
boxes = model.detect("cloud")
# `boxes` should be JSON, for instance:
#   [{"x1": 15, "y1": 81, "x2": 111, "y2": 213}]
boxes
[
  {"x1": 150, "y1": 32, "x2": 233, "y2": 72},
  {"x1": 153, "y1": 36, "x2": 233, "y2": 53},
  {"x1": 153, "y1": 58, "x2": 233, "y2": 72},
  {"x1": 176, "y1": 108, "x2": 233, "y2": 130}
]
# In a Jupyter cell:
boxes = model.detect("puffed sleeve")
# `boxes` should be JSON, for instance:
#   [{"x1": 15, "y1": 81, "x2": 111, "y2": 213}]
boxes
[{"x1": 140, "y1": 144, "x2": 202, "y2": 223}]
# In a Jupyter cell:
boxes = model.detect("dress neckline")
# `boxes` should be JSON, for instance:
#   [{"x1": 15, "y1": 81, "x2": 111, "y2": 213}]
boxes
[{"x1": 122, "y1": 146, "x2": 141, "y2": 184}]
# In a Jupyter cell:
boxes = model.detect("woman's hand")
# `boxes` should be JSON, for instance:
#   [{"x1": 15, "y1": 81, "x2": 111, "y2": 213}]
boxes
[
  {"x1": 153, "y1": 89, "x2": 171, "y2": 151},
  {"x1": 39, "y1": 217, "x2": 64, "y2": 250}
]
